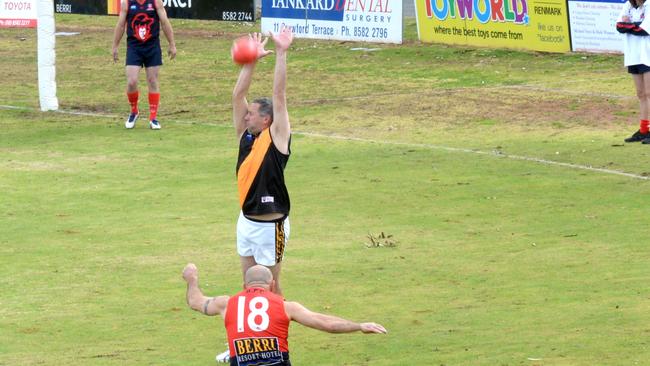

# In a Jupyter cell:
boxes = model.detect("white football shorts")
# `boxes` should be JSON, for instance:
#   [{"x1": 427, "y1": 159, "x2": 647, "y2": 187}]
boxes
[{"x1": 237, "y1": 211, "x2": 290, "y2": 266}]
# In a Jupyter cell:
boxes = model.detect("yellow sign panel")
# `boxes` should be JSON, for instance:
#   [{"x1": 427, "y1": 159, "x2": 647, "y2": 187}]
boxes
[
  {"x1": 415, "y1": 0, "x2": 570, "y2": 52},
  {"x1": 108, "y1": 0, "x2": 120, "y2": 15}
]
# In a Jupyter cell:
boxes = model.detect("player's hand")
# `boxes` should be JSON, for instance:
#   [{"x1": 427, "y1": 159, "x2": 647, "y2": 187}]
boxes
[
  {"x1": 112, "y1": 47, "x2": 119, "y2": 63},
  {"x1": 168, "y1": 44, "x2": 177, "y2": 60},
  {"x1": 182, "y1": 263, "x2": 198, "y2": 282},
  {"x1": 360, "y1": 322, "x2": 387, "y2": 334},
  {"x1": 251, "y1": 32, "x2": 273, "y2": 60},
  {"x1": 622, "y1": 16, "x2": 631, "y2": 22},
  {"x1": 269, "y1": 25, "x2": 293, "y2": 52}
]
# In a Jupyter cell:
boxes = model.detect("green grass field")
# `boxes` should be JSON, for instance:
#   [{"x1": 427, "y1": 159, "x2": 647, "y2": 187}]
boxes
[{"x1": 2, "y1": 14, "x2": 650, "y2": 366}]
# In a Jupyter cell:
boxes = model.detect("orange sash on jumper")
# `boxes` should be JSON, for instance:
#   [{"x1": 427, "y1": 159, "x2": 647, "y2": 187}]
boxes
[{"x1": 237, "y1": 129, "x2": 272, "y2": 208}]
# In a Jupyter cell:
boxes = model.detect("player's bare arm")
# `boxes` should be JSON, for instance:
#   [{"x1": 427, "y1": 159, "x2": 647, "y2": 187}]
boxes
[
  {"x1": 232, "y1": 33, "x2": 272, "y2": 138},
  {"x1": 155, "y1": 0, "x2": 176, "y2": 60},
  {"x1": 269, "y1": 26, "x2": 293, "y2": 155},
  {"x1": 232, "y1": 64, "x2": 254, "y2": 138},
  {"x1": 111, "y1": 0, "x2": 129, "y2": 62},
  {"x1": 182, "y1": 263, "x2": 228, "y2": 317},
  {"x1": 284, "y1": 301, "x2": 387, "y2": 334}
]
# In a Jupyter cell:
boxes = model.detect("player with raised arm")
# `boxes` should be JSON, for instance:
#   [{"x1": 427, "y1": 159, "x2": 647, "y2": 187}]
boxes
[
  {"x1": 182, "y1": 263, "x2": 387, "y2": 366},
  {"x1": 232, "y1": 27, "x2": 294, "y2": 297}
]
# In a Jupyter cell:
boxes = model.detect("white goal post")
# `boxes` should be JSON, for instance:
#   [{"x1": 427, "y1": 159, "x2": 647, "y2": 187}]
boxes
[
  {"x1": 37, "y1": 0, "x2": 58, "y2": 111},
  {"x1": 1, "y1": 0, "x2": 58, "y2": 111}
]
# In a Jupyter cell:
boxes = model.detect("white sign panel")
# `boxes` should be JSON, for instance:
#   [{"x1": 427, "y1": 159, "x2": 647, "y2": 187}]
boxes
[
  {"x1": 568, "y1": 0, "x2": 625, "y2": 53},
  {"x1": 0, "y1": 0, "x2": 37, "y2": 27},
  {"x1": 261, "y1": 0, "x2": 403, "y2": 44}
]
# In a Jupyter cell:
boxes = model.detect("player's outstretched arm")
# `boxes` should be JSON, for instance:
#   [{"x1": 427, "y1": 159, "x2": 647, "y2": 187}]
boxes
[
  {"x1": 182, "y1": 263, "x2": 228, "y2": 316},
  {"x1": 111, "y1": 0, "x2": 128, "y2": 63},
  {"x1": 155, "y1": 0, "x2": 176, "y2": 59},
  {"x1": 232, "y1": 33, "x2": 272, "y2": 138},
  {"x1": 284, "y1": 301, "x2": 387, "y2": 334},
  {"x1": 269, "y1": 26, "x2": 293, "y2": 155}
]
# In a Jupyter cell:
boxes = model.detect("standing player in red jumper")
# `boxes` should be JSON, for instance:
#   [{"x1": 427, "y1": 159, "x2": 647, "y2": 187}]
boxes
[
  {"x1": 182, "y1": 263, "x2": 387, "y2": 366},
  {"x1": 112, "y1": 0, "x2": 176, "y2": 130}
]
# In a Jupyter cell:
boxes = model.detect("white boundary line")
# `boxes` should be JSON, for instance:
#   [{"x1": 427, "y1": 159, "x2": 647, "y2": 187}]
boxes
[
  {"x1": 295, "y1": 132, "x2": 650, "y2": 181},
  {"x1": 0, "y1": 104, "x2": 118, "y2": 118},
  {"x1": 2, "y1": 104, "x2": 649, "y2": 181}
]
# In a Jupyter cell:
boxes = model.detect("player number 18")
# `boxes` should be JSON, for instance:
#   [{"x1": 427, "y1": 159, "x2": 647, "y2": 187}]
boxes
[{"x1": 237, "y1": 296, "x2": 270, "y2": 332}]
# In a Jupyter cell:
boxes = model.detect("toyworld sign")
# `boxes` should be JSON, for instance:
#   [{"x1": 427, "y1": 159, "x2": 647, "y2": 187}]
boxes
[
  {"x1": 414, "y1": 0, "x2": 571, "y2": 53},
  {"x1": 53, "y1": 0, "x2": 254, "y2": 21}
]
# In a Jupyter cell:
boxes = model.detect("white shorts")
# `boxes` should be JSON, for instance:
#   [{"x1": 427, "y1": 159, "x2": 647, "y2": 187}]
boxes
[{"x1": 236, "y1": 211, "x2": 290, "y2": 266}]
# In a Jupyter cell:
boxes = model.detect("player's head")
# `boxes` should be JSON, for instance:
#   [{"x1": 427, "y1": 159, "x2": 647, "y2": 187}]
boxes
[
  {"x1": 630, "y1": 0, "x2": 644, "y2": 8},
  {"x1": 245, "y1": 98, "x2": 273, "y2": 134},
  {"x1": 244, "y1": 265, "x2": 274, "y2": 291},
  {"x1": 252, "y1": 98, "x2": 273, "y2": 122}
]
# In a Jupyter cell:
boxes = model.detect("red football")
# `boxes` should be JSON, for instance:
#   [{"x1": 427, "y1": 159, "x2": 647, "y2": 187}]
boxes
[{"x1": 231, "y1": 36, "x2": 258, "y2": 65}]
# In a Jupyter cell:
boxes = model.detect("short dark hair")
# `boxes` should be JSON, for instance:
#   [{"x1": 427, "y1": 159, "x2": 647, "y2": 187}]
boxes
[
  {"x1": 252, "y1": 97, "x2": 273, "y2": 122},
  {"x1": 630, "y1": 0, "x2": 643, "y2": 8}
]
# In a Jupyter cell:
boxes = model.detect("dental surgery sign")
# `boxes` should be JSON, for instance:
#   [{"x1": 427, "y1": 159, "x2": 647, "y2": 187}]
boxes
[
  {"x1": 261, "y1": 0, "x2": 403, "y2": 44},
  {"x1": 414, "y1": 0, "x2": 570, "y2": 52}
]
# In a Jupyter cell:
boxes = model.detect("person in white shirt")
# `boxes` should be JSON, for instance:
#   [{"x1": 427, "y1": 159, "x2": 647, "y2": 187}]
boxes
[{"x1": 617, "y1": 0, "x2": 650, "y2": 143}]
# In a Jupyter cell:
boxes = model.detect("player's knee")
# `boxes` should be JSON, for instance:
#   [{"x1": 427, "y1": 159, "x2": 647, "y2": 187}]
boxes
[
  {"x1": 147, "y1": 81, "x2": 159, "y2": 91},
  {"x1": 127, "y1": 78, "x2": 138, "y2": 89}
]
